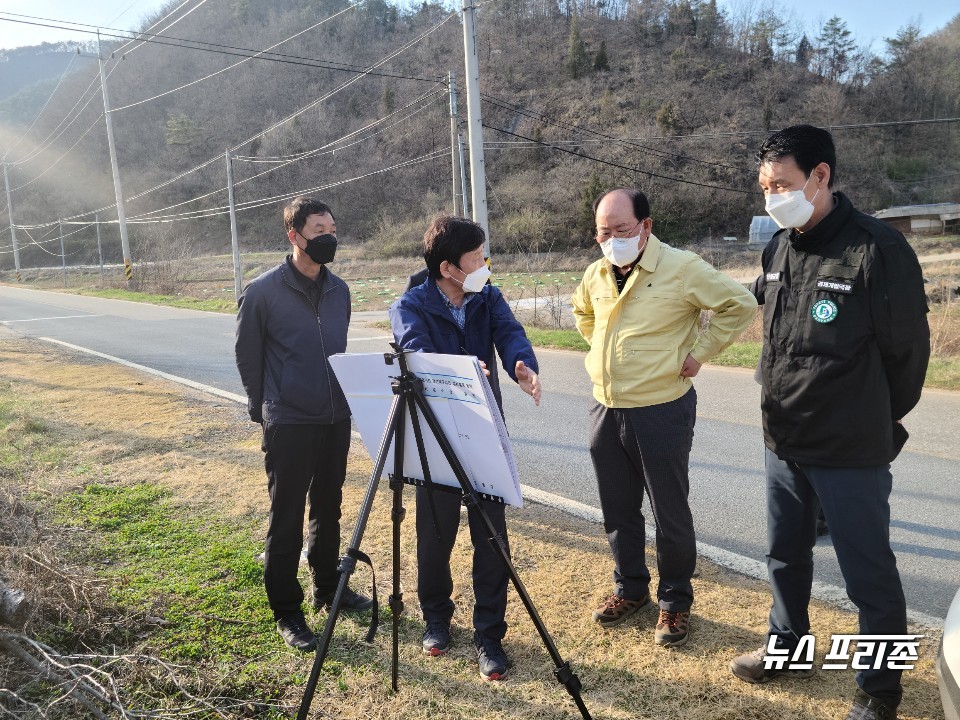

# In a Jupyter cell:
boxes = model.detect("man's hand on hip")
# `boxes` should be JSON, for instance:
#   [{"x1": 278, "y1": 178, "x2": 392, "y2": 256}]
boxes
[{"x1": 679, "y1": 353, "x2": 702, "y2": 379}]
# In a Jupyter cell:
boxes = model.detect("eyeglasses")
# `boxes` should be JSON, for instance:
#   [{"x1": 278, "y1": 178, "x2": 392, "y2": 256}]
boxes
[{"x1": 596, "y1": 220, "x2": 643, "y2": 242}]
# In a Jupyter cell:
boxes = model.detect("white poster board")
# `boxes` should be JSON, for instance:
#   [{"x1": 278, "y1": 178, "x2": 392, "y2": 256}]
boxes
[{"x1": 329, "y1": 352, "x2": 523, "y2": 507}]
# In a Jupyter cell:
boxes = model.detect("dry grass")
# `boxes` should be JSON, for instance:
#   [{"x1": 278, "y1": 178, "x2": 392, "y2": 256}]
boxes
[{"x1": 0, "y1": 338, "x2": 947, "y2": 720}]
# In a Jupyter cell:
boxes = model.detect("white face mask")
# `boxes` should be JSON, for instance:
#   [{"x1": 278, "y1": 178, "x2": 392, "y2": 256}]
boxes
[
  {"x1": 457, "y1": 263, "x2": 491, "y2": 293},
  {"x1": 599, "y1": 233, "x2": 643, "y2": 267},
  {"x1": 765, "y1": 174, "x2": 821, "y2": 229}
]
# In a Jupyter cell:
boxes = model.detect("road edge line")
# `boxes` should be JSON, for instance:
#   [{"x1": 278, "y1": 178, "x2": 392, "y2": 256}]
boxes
[{"x1": 37, "y1": 336, "x2": 945, "y2": 630}]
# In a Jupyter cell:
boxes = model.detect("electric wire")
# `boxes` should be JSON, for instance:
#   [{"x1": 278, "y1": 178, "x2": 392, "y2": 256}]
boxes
[
  {"x1": 109, "y1": 2, "x2": 363, "y2": 112},
  {"x1": 5, "y1": 0, "x2": 207, "y2": 167},
  {"x1": 483, "y1": 123, "x2": 755, "y2": 194},
  {"x1": 0, "y1": 221, "x2": 94, "y2": 256},
  {"x1": 1, "y1": 52, "x2": 79, "y2": 162},
  {"x1": 12, "y1": 9, "x2": 458, "y2": 229},
  {"x1": 8, "y1": 146, "x2": 450, "y2": 231},
  {"x1": 480, "y1": 92, "x2": 743, "y2": 171},
  {"x1": 6, "y1": 70, "x2": 103, "y2": 166},
  {"x1": 107, "y1": 0, "x2": 211, "y2": 58},
  {"x1": 123, "y1": 149, "x2": 449, "y2": 224},
  {"x1": 492, "y1": 116, "x2": 960, "y2": 142},
  {"x1": 9, "y1": 113, "x2": 105, "y2": 192},
  {"x1": 0, "y1": 12, "x2": 446, "y2": 85},
  {"x1": 127, "y1": 86, "x2": 446, "y2": 220}
]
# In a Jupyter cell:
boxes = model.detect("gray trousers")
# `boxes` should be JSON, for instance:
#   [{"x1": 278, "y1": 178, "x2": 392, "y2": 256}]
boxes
[{"x1": 588, "y1": 389, "x2": 697, "y2": 611}]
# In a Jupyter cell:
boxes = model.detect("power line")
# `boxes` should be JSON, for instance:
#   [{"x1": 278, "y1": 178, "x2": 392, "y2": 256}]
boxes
[
  {"x1": 481, "y1": 92, "x2": 743, "y2": 172},
  {"x1": 483, "y1": 123, "x2": 755, "y2": 194},
  {"x1": 127, "y1": 86, "x2": 446, "y2": 220},
  {"x1": 3, "y1": 10, "x2": 456, "y2": 231},
  {"x1": 6, "y1": 70, "x2": 103, "y2": 166},
  {"x1": 123, "y1": 149, "x2": 450, "y2": 224},
  {"x1": 109, "y1": 2, "x2": 363, "y2": 112},
  {"x1": 4, "y1": 0, "x2": 208, "y2": 166},
  {"x1": 1, "y1": 52, "x2": 79, "y2": 162},
  {"x1": 0, "y1": 12, "x2": 446, "y2": 85},
  {"x1": 9, "y1": 114, "x2": 105, "y2": 193}
]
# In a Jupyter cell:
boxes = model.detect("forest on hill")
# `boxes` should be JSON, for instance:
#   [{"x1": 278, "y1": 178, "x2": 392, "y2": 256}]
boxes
[{"x1": 1, "y1": 0, "x2": 958, "y2": 269}]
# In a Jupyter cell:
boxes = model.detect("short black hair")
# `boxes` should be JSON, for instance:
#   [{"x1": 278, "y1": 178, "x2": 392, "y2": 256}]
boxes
[
  {"x1": 592, "y1": 188, "x2": 651, "y2": 222},
  {"x1": 756, "y1": 125, "x2": 837, "y2": 187},
  {"x1": 423, "y1": 215, "x2": 485, "y2": 280},
  {"x1": 283, "y1": 196, "x2": 335, "y2": 233}
]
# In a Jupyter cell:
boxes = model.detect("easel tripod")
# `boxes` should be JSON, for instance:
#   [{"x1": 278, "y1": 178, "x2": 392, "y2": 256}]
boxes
[{"x1": 296, "y1": 347, "x2": 591, "y2": 719}]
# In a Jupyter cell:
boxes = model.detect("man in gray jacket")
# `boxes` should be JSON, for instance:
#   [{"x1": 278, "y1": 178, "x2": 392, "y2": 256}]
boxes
[{"x1": 236, "y1": 197, "x2": 371, "y2": 652}]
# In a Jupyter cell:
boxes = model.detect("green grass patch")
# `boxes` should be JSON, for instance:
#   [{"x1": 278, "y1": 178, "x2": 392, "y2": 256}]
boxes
[
  {"x1": 522, "y1": 327, "x2": 589, "y2": 351},
  {"x1": 52, "y1": 483, "x2": 276, "y2": 667},
  {"x1": 76, "y1": 288, "x2": 236, "y2": 313},
  {"x1": 925, "y1": 356, "x2": 960, "y2": 391},
  {"x1": 709, "y1": 341, "x2": 762, "y2": 369}
]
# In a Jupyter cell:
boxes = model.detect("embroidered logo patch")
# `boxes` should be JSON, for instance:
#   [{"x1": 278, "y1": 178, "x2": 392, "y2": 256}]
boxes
[
  {"x1": 811, "y1": 299, "x2": 839, "y2": 323},
  {"x1": 766, "y1": 272, "x2": 782, "y2": 282}
]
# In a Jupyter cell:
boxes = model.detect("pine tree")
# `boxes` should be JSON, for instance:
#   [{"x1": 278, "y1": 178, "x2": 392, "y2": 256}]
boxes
[
  {"x1": 380, "y1": 84, "x2": 395, "y2": 116},
  {"x1": 565, "y1": 17, "x2": 591, "y2": 80},
  {"x1": 593, "y1": 40, "x2": 609, "y2": 72},
  {"x1": 817, "y1": 16, "x2": 856, "y2": 82},
  {"x1": 796, "y1": 35, "x2": 812, "y2": 68},
  {"x1": 577, "y1": 172, "x2": 606, "y2": 240}
]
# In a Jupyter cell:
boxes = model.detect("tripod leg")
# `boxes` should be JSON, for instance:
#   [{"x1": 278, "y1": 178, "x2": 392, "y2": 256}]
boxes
[
  {"x1": 389, "y1": 389, "x2": 407, "y2": 692},
  {"x1": 410, "y1": 391, "x2": 593, "y2": 720},
  {"x1": 296, "y1": 393, "x2": 405, "y2": 720}
]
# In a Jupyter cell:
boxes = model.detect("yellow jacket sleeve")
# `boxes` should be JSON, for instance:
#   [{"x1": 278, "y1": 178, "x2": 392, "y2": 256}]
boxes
[{"x1": 681, "y1": 256, "x2": 758, "y2": 363}]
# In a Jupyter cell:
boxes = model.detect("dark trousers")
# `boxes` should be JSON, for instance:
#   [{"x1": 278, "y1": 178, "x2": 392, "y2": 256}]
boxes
[
  {"x1": 415, "y1": 486, "x2": 510, "y2": 640},
  {"x1": 765, "y1": 449, "x2": 906, "y2": 706},
  {"x1": 262, "y1": 420, "x2": 351, "y2": 620},
  {"x1": 588, "y1": 389, "x2": 697, "y2": 611}
]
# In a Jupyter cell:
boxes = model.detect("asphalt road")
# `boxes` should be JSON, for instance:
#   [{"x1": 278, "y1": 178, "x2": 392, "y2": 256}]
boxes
[{"x1": 2, "y1": 284, "x2": 959, "y2": 621}]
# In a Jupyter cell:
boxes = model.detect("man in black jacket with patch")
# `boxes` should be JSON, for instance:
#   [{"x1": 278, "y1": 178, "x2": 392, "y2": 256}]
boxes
[
  {"x1": 235, "y1": 197, "x2": 371, "y2": 653},
  {"x1": 729, "y1": 126, "x2": 929, "y2": 720}
]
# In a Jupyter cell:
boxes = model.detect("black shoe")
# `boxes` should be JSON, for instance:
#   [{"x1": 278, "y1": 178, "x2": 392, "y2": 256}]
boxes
[
  {"x1": 845, "y1": 689, "x2": 898, "y2": 720},
  {"x1": 276, "y1": 613, "x2": 317, "y2": 652},
  {"x1": 421, "y1": 621, "x2": 451, "y2": 656},
  {"x1": 313, "y1": 586, "x2": 373, "y2": 612},
  {"x1": 474, "y1": 631, "x2": 509, "y2": 681}
]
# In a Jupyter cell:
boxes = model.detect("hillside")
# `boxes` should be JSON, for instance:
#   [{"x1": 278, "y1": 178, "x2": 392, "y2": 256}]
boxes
[{"x1": 0, "y1": 0, "x2": 958, "y2": 270}]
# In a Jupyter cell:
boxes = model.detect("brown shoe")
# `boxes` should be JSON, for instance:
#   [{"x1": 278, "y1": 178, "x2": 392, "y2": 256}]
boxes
[
  {"x1": 729, "y1": 646, "x2": 816, "y2": 684},
  {"x1": 592, "y1": 593, "x2": 653, "y2": 627},
  {"x1": 654, "y1": 609, "x2": 690, "y2": 647}
]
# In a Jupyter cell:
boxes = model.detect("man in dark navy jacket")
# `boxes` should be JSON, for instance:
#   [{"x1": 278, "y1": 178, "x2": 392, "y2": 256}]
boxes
[
  {"x1": 389, "y1": 215, "x2": 540, "y2": 681},
  {"x1": 236, "y1": 197, "x2": 371, "y2": 653}
]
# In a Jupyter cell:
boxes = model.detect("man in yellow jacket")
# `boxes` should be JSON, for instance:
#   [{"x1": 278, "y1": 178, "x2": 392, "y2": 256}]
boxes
[{"x1": 572, "y1": 188, "x2": 757, "y2": 647}]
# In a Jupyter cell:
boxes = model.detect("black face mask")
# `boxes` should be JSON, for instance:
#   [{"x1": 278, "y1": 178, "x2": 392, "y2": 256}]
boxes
[{"x1": 300, "y1": 233, "x2": 337, "y2": 265}]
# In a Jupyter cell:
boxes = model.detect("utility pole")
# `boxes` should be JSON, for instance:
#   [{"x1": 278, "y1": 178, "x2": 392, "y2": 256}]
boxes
[
  {"x1": 457, "y1": 127, "x2": 469, "y2": 218},
  {"x1": 95, "y1": 213, "x2": 104, "y2": 283},
  {"x1": 2, "y1": 163, "x2": 21, "y2": 281},
  {"x1": 461, "y1": 0, "x2": 490, "y2": 259},
  {"x1": 225, "y1": 149, "x2": 243, "y2": 300},
  {"x1": 58, "y1": 219, "x2": 67, "y2": 288},
  {"x1": 96, "y1": 33, "x2": 132, "y2": 282},
  {"x1": 448, "y1": 72, "x2": 460, "y2": 216}
]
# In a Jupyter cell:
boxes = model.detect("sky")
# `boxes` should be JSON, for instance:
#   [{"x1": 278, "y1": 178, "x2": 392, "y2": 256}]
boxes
[{"x1": 0, "y1": 0, "x2": 957, "y2": 52}]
